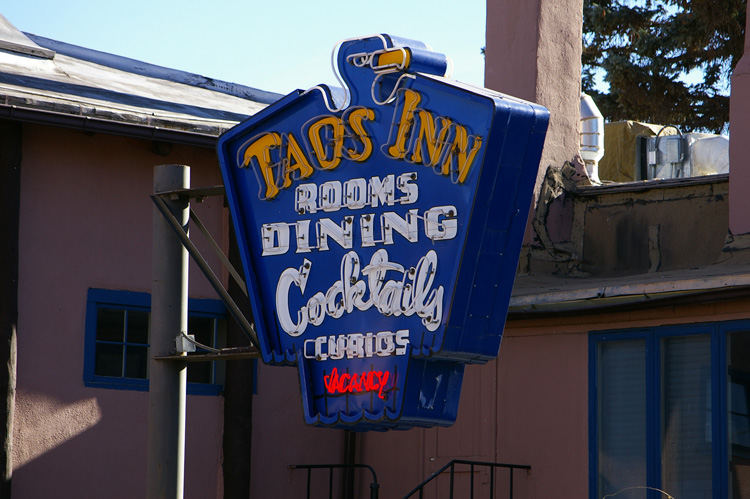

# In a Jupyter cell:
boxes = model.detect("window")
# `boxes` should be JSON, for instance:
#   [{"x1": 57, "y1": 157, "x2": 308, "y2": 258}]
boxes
[
  {"x1": 590, "y1": 321, "x2": 750, "y2": 499},
  {"x1": 84, "y1": 288, "x2": 226, "y2": 395}
]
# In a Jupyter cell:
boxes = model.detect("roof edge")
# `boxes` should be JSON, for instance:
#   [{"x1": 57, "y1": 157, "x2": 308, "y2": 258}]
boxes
[
  {"x1": 507, "y1": 285, "x2": 750, "y2": 319},
  {"x1": 26, "y1": 33, "x2": 282, "y2": 105},
  {"x1": 0, "y1": 14, "x2": 54, "y2": 59},
  {"x1": 0, "y1": 103, "x2": 219, "y2": 148}
]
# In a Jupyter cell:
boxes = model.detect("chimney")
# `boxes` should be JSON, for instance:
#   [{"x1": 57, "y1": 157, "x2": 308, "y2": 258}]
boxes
[
  {"x1": 484, "y1": 0, "x2": 583, "y2": 202},
  {"x1": 729, "y1": 6, "x2": 750, "y2": 235}
]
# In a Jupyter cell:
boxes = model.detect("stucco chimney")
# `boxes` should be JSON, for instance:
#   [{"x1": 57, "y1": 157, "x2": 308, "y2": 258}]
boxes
[
  {"x1": 484, "y1": 0, "x2": 583, "y2": 202},
  {"x1": 728, "y1": 5, "x2": 750, "y2": 235}
]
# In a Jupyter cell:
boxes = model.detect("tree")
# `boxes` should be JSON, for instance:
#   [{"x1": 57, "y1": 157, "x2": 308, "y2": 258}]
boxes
[{"x1": 582, "y1": 0, "x2": 746, "y2": 134}]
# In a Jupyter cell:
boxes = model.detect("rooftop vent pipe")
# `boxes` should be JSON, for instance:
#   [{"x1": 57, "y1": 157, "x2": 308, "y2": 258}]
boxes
[{"x1": 580, "y1": 93, "x2": 604, "y2": 183}]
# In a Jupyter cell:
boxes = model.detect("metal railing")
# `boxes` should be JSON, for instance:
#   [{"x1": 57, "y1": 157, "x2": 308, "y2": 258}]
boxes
[
  {"x1": 289, "y1": 463, "x2": 380, "y2": 499},
  {"x1": 400, "y1": 459, "x2": 531, "y2": 499}
]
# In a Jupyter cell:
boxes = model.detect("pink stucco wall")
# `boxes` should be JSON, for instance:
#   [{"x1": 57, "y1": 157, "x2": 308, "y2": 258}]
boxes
[
  {"x1": 13, "y1": 124, "x2": 226, "y2": 498},
  {"x1": 485, "y1": 0, "x2": 583, "y2": 247},
  {"x1": 485, "y1": 0, "x2": 583, "y2": 198},
  {"x1": 729, "y1": 4, "x2": 750, "y2": 235},
  {"x1": 249, "y1": 365, "x2": 346, "y2": 497},
  {"x1": 494, "y1": 328, "x2": 589, "y2": 497}
]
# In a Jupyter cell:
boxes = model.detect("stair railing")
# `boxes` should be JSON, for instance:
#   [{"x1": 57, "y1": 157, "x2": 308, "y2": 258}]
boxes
[
  {"x1": 400, "y1": 459, "x2": 531, "y2": 499},
  {"x1": 289, "y1": 463, "x2": 379, "y2": 499}
]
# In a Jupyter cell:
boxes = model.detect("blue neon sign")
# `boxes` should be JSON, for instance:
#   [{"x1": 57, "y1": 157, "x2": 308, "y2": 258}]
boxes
[{"x1": 218, "y1": 35, "x2": 548, "y2": 429}]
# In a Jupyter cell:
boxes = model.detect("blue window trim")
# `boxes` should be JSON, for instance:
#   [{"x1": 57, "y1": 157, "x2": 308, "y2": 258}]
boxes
[
  {"x1": 588, "y1": 320, "x2": 747, "y2": 499},
  {"x1": 84, "y1": 288, "x2": 227, "y2": 396},
  {"x1": 588, "y1": 328, "x2": 651, "y2": 499}
]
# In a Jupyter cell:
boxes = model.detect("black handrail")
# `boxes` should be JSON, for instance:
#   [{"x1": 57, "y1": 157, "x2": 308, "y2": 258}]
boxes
[
  {"x1": 400, "y1": 459, "x2": 531, "y2": 499},
  {"x1": 289, "y1": 463, "x2": 380, "y2": 499}
]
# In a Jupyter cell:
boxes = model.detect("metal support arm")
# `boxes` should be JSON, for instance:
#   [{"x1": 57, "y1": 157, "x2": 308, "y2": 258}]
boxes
[{"x1": 151, "y1": 190, "x2": 260, "y2": 350}]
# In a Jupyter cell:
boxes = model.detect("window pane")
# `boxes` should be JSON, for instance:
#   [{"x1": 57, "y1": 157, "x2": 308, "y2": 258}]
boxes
[
  {"x1": 127, "y1": 310, "x2": 149, "y2": 344},
  {"x1": 215, "y1": 318, "x2": 227, "y2": 350},
  {"x1": 125, "y1": 345, "x2": 148, "y2": 379},
  {"x1": 597, "y1": 339, "x2": 647, "y2": 498},
  {"x1": 188, "y1": 316, "x2": 215, "y2": 350},
  {"x1": 213, "y1": 319, "x2": 227, "y2": 386},
  {"x1": 95, "y1": 343, "x2": 123, "y2": 377},
  {"x1": 730, "y1": 382, "x2": 750, "y2": 448},
  {"x1": 187, "y1": 362, "x2": 212, "y2": 384},
  {"x1": 661, "y1": 335, "x2": 712, "y2": 499},
  {"x1": 96, "y1": 308, "x2": 124, "y2": 342},
  {"x1": 187, "y1": 316, "x2": 215, "y2": 384},
  {"x1": 728, "y1": 331, "x2": 750, "y2": 499}
]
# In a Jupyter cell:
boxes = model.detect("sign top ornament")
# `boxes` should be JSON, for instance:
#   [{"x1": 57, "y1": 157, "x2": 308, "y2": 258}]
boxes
[{"x1": 218, "y1": 34, "x2": 549, "y2": 430}]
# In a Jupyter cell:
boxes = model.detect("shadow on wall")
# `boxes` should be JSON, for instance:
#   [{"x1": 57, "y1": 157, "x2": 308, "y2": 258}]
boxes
[
  {"x1": 11, "y1": 389, "x2": 151, "y2": 498},
  {"x1": 13, "y1": 391, "x2": 103, "y2": 470},
  {"x1": 12, "y1": 388, "x2": 224, "y2": 498}
]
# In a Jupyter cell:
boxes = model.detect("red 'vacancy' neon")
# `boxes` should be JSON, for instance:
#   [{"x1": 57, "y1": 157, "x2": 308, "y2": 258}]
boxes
[{"x1": 323, "y1": 368, "x2": 391, "y2": 399}]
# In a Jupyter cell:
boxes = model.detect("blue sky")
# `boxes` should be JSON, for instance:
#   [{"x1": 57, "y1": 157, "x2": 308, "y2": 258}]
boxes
[{"x1": 3, "y1": 1, "x2": 487, "y2": 96}]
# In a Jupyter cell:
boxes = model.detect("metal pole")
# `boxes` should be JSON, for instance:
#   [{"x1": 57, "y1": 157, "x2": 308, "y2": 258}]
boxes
[
  {"x1": 449, "y1": 463, "x2": 455, "y2": 499},
  {"x1": 343, "y1": 430, "x2": 356, "y2": 499},
  {"x1": 147, "y1": 164, "x2": 189, "y2": 499}
]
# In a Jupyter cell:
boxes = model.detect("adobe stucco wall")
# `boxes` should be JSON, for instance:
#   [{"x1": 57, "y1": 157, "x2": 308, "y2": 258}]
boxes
[
  {"x1": 13, "y1": 124, "x2": 226, "y2": 498},
  {"x1": 729, "y1": 2, "x2": 750, "y2": 235},
  {"x1": 496, "y1": 325, "x2": 589, "y2": 498},
  {"x1": 485, "y1": 0, "x2": 583, "y2": 202}
]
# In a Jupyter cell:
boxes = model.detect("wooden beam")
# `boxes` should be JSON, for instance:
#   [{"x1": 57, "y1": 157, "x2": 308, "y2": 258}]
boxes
[
  {"x1": 222, "y1": 219, "x2": 255, "y2": 498},
  {"x1": 0, "y1": 119, "x2": 21, "y2": 496}
]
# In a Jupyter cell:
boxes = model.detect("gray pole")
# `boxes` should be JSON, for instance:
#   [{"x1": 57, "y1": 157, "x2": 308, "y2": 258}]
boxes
[{"x1": 148, "y1": 164, "x2": 189, "y2": 499}]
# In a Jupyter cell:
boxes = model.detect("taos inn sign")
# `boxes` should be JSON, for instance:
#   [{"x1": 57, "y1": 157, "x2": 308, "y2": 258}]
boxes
[{"x1": 218, "y1": 35, "x2": 548, "y2": 430}]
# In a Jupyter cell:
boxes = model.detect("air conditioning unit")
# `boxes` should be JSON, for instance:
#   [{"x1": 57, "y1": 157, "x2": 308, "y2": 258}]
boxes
[
  {"x1": 636, "y1": 125, "x2": 687, "y2": 180},
  {"x1": 636, "y1": 126, "x2": 729, "y2": 180}
]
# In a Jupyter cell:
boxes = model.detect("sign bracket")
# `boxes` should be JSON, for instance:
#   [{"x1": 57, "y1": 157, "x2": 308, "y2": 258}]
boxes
[{"x1": 150, "y1": 186, "x2": 261, "y2": 353}]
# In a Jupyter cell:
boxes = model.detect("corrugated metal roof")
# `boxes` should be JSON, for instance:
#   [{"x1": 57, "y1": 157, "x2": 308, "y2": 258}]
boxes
[{"x1": 0, "y1": 15, "x2": 282, "y2": 142}]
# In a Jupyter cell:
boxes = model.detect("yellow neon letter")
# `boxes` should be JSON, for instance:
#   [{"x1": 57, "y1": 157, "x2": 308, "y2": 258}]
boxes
[
  {"x1": 241, "y1": 132, "x2": 283, "y2": 199},
  {"x1": 438, "y1": 125, "x2": 483, "y2": 183},
  {"x1": 345, "y1": 107, "x2": 375, "y2": 162},
  {"x1": 385, "y1": 89, "x2": 422, "y2": 160},
  {"x1": 411, "y1": 112, "x2": 452, "y2": 166},
  {"x1": 282, "y1": 133, "x2": 314, "y2": 187},
  {"x1": 308, "y1": 116, "x2": 345, "y2": 170}
]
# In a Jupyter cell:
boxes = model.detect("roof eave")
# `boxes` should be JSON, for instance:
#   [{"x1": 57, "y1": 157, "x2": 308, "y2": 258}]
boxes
[{"x1": 0, "y1": 102, "x2": 227, "y2": 148}]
